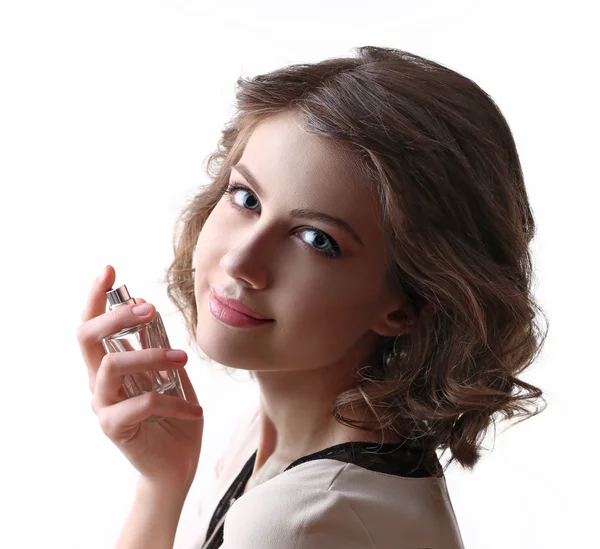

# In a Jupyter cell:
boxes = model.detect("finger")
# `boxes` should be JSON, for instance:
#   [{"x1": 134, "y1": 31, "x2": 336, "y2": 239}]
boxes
[
  {"x1": 78, "y1": 293, "x2": 152, "y2": 393},
  {"x1": 177, "y1": 365, "x2": 199, "y2": 406},
  {"x1": 78, "y1": 265, "x2": 117, "y2": 391},
  {"x1": 96, "y1": 392, "x2": 204, "y2": 440},
  {"x1": 93, "y1": 348, "x2": 188, "y2": 407},
  {"x1": 80, "y1": 265, "x2": 116, "y2": 324}
]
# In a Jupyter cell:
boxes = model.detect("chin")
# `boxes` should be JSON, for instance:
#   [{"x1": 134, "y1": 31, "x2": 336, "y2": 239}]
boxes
[{"x1": 195, "y1": 316, "x2": 250, "y2": 367}]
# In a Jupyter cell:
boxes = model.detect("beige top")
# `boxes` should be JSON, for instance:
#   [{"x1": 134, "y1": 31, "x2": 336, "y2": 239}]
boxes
[{"x1": 176, "y1": 408, "x2": 465, "y2": 549}]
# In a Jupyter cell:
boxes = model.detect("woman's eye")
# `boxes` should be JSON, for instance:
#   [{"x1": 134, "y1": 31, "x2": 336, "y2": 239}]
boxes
[
  {"x1": 225, "y1": 183, "x2": 260, "y2": 211},
  {"x1": 223, "y1": 183, "x2": 342, "y2": 259}
]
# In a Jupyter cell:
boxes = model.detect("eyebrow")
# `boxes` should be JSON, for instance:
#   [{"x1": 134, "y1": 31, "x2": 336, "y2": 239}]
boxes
[{"x1": 231, "y1": 163, "x2": 364, "y2": 246}]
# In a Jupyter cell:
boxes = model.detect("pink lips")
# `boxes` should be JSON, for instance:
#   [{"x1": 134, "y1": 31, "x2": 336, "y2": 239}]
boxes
[{"x1": 209, "y1": 286, "x2": 273, "y2": 328}]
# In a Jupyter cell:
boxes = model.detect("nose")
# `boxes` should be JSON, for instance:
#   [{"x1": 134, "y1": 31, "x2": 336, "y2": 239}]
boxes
[{"x1": 219, "y1": 230, "x2": 272, "y2": 290}]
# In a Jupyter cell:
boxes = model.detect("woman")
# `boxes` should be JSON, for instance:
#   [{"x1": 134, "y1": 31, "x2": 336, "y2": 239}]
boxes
[{"x1": 77, "y1": 46, "x2": 547, "y2": 549}]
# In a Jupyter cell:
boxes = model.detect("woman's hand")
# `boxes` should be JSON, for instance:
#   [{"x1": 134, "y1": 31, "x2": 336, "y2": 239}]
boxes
[{"x1": 76, "y1": 265, "x2": 205, "y2": 493}]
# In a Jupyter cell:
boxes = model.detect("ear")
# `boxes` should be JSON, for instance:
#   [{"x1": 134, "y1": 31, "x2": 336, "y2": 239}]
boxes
[
  {"x1": 370, "y1": 285, "x2": 416, "y2": 338},
  {"x1": 371, "y1": 308, "x2": 415, "y2": 338}
]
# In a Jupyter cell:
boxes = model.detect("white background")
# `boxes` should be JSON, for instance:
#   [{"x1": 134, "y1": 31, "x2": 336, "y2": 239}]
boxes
[{"x1": 1, "y1": 1, "x2": 597, "y2": 548}]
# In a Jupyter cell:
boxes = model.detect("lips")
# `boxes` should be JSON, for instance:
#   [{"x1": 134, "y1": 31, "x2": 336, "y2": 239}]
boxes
[{"x1": 209, "y1": 286, "x2": 272, "y2": 320}]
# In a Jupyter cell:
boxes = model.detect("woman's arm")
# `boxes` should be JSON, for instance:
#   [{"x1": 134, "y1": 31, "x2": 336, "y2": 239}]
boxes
[{"x1": 114, "y1": 478, "x2": 190, "y2": 549}]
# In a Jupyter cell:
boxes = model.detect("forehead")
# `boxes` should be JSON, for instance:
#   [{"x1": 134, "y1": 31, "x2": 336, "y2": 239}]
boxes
[
  {"x1": 242, "y1": 112, "x2": 364, "y2": 189},
  {"x1": 238, "y1": 111, "x2": 380, "y2": 231}
]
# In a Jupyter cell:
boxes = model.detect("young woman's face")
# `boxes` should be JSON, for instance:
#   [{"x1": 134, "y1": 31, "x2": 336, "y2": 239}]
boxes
[{"x1": 194, "y1": 110, "x2": 401, "y2": 373}]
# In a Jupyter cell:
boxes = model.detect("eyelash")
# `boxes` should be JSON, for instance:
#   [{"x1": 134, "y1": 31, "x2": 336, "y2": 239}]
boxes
[{"x1": 223, "y1": 183, "x2": 342, "y2": 260}]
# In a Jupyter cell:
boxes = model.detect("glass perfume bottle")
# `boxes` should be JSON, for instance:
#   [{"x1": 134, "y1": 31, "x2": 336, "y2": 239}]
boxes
[{"x1": 101, "y1": 284, "x2": 187, "y2": 422}]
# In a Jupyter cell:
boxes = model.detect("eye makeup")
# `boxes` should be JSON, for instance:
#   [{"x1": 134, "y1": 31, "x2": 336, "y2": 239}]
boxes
[{"x1": 223, "y1": 183, "x2": 343, "y2": 260}]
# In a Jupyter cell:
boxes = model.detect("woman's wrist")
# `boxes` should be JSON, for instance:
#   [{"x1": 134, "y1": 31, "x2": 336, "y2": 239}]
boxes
[
  {"x1": 114, "y1": 477, "x2": 191, "y2": 549},
  {"x1": 135, "y1": 475, "x2": 192, "y2": 503}
]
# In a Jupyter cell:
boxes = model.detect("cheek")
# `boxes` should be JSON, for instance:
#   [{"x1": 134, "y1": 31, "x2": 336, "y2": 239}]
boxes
[
  {"x1": 195, "y1": 206, "x2": 227, "y2": 258},
  {"x1": 276, "y1": 291, "x2": 372, "y2": 367},
  {"x1": 193, "y1": 211, "x2": 224, "y2": 294},
  {"x1": 283, "y1": 283, "x2": 369, "y2": 337},
  {"x1": 289, "y1": 275, "x2": 383, "y2": 350},
  {"x1": 197, "y1": 198, "x2": 243, "y2": 252}
]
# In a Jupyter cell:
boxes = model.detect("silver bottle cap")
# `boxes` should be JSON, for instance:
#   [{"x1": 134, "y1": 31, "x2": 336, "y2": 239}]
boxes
[{"x1": 106, "y1": 284, "x2": 137, "y2": 309}]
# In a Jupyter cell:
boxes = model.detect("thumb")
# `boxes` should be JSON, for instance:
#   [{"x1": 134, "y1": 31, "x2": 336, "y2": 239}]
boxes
[{"x1": 178, "y1": 365, "x2": 199, "y2": 406}]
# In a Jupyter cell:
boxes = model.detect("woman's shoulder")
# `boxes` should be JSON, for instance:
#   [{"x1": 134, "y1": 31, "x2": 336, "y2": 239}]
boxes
[{"x1": 225, "y1": 459, "x2": 464, "y2": 549}]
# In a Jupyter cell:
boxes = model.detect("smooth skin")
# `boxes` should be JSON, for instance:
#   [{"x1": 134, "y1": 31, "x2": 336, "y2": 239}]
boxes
[{"x1": 77, "y1": 264, "x2": 205, "y2": 494}]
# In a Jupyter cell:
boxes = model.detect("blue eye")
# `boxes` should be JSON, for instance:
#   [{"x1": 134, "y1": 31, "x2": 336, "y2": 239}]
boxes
[{"x1": 223, "y1": 183, "x2": 342, "y2": 260}]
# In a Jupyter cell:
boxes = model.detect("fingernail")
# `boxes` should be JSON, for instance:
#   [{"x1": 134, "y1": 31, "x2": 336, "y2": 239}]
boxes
[
  {"x1": 166, "y1": 350, "x2": 187, "y2": 363},
  {"x1": 132, "y1": 303, "x2": 153, "y2": 316}
]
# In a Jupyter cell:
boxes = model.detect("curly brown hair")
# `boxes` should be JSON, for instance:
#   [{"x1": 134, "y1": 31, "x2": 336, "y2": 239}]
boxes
[{"x1": 163, "y1": 46, "x2": 548, "y2": 471}]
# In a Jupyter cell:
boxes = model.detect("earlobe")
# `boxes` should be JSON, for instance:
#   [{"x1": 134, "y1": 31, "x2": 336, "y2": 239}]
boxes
[{"x1": 393, "y1": 314, "x2": 415, "y2": 336}]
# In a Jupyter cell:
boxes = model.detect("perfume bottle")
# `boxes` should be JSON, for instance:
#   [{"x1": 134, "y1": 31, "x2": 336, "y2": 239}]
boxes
[{"x1": 101, "y1": 284, "x2": 187, "y2": 422}]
